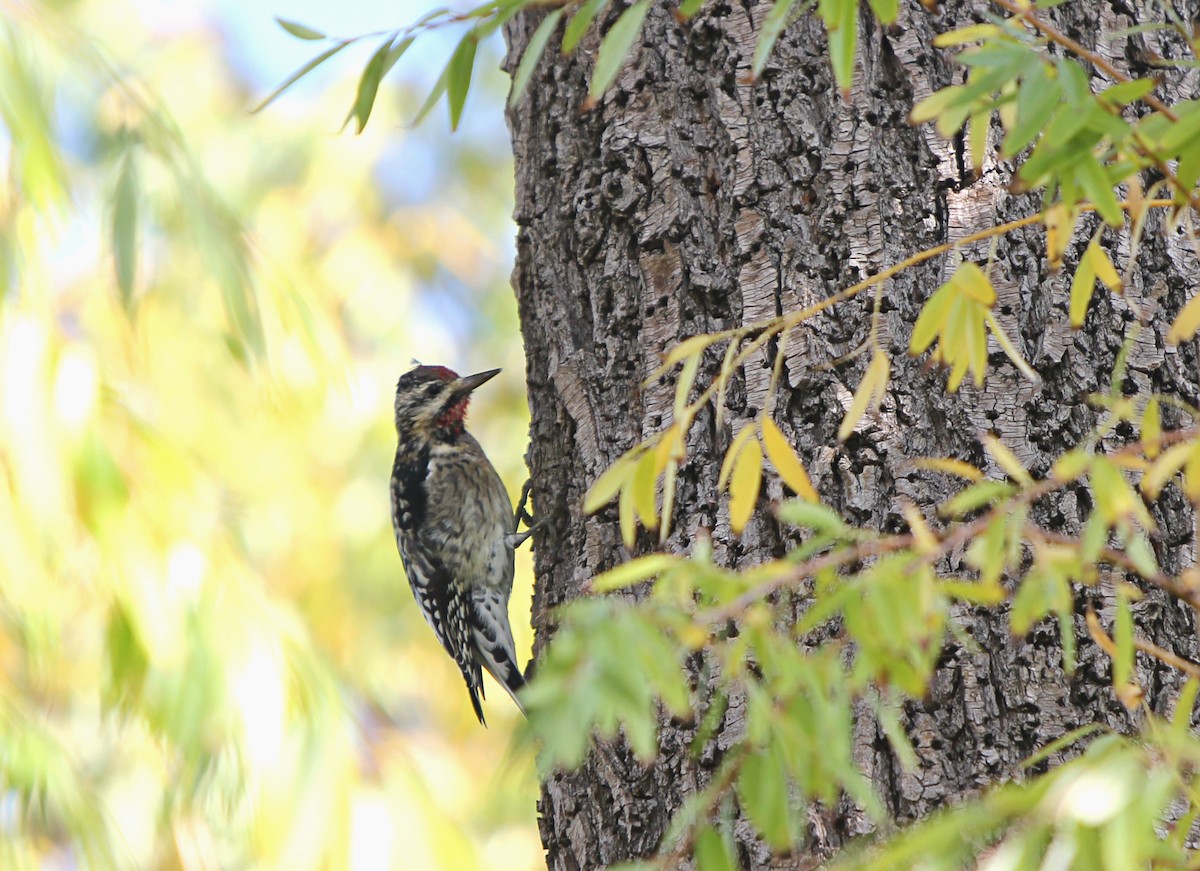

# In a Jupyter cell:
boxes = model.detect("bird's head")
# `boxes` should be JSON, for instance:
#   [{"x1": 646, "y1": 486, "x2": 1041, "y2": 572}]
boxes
[{"x1": 394, "y1": 365, "x2": 499, "y2": 440}]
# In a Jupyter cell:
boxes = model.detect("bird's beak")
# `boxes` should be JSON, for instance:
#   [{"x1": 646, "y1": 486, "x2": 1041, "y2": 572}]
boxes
[{"x1": 452, "y1": 368, "x2": 501, "y2": 398}]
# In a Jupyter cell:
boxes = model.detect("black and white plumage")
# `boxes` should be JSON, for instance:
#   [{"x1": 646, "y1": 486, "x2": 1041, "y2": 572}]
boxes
[{"x1": 390, "y1": 364, "x2": 525, "y2": 724}]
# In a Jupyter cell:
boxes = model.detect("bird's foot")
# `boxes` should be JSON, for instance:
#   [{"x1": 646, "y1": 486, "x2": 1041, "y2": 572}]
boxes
[{"x1": 509, "y1": 479, "x2": 545, "y2": 550}]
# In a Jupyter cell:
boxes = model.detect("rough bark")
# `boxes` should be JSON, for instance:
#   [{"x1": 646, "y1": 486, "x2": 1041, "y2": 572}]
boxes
[{"x1": 504, "y1": 1, "x2": 1200, "y2": 867}]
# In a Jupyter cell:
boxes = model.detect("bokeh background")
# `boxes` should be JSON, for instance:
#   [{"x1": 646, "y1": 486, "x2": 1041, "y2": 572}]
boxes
[{"x1": 0, "y1": 0, "x2": 539, "y2": 868}]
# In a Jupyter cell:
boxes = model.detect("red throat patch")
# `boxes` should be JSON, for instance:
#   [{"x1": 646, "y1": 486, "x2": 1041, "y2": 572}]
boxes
[{"x1": 436, "y1": 397, "x2": 469, "y2": 430}]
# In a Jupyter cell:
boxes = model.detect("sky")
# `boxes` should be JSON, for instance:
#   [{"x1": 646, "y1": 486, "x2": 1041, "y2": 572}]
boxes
[
  {"x1": 197, "y1": 0, "x2": 519, "y2": 354},
  {"x1": 210, "y1": 0, "x2": 487, "y2": 110}
]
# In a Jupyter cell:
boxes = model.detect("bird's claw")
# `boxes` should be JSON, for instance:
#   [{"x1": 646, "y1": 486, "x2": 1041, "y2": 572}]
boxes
[{"x1": 510, "y1": 479, "x2": 541, "y2": 550}]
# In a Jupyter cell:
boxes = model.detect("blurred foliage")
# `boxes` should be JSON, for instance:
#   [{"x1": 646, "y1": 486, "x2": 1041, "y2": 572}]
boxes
[{"x1": 0, "y1": 1, "x2": 538, "y2": 868}]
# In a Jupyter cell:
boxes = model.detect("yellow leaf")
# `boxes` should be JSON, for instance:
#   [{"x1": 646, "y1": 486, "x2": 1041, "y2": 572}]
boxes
[
  {"x1": 1068, "y1": 245, "x2": 1097, "y2": 328},
  {"x1": 719, "y1": 424, "x2": 759, "y2": 489},
  {"x1": 659, "y1": 459, "x2": 677, "y2": 544},
  {"x1": 982, "y1": 434, "x2": 1033, "y2": 486},
  {"x1": 1051, "y1": 449, "x2": 1091, "y2": 482},
  {"x1": 618, "y1": 479, "x2": 636, "y2": 547},
  {"x1": 947, "y1": 343, "x2": 971, "y2": 392},
  {"x1": 645, "y1": 333, "x2": 715, "y2": 385},
  {"x1": 1141, "y1": 441, "x2": 1192, "y2": 499},
  {"x1": 932, "y1": 23, "x2": 1000, "y2": 46},
  {"x1": 910, "y1": 457, "x2": 984, "y2": 481},
  {"x1": 654, "y1": 423, "x2": 684, "y2": 472},
  {"x1": 902, "y1": 503, "x2": 938, "y2": 554},
  {"x1": 984, "y1": 310, "x2": 1040, "y2": 385},
  {"x1": 910, "y1": 284, "x2": 955, "y2": 355},
  {"x1": 954, "y1": 262, "x2": 996, "y2": 306},
  {"x1": 838, "y1": 350, "x2": 890, "y2": 442},
  {"x1": 967, "y1": 302, "x2": 988, "y2": 386},
  {"x1": 1125, "y1": 175, "x2": 1145, "y2": 229},
  {"x1": 729, "y1": 437, "x2": 762, "y2": 534},
  {"x1": 1185, "y1": 446, "x2": 1200, "y2": 504},
  {"x1": 715, "y1": 340, "x2": 739, "y2": 429},
  {"x1": 1142, "y1": 397, "x2": 1161, "y2": 459},
  {"x1": 1091, "y1": 242, "x2": 1121, "y2": 292},
  {"x1": 760, "y1": 416, "x2": 818, "y2": 502},
  {"x1": 1044, "y1": 203, "x2": 1076, "y2": 271},
  {"x1": 584, "y1": 450, "x2": 637, "y2": 514},
  {"x1": 674, "y1": 353, "x2": 702, "y2": 420},
  {"x1": 631, "y1": 449, "x2": 658, "y2": 529},
  {"x1": 590, "y1": 554, "x2": 679, "y2": 592},
  {"x1": 1091, "y1": 459, "x2": 1132, "y2": 524},
  {"x1": 664, "y1": 333, "x2": 715, "y2": 368},
  {"x1": 968, "y1": 110, "x2": 988, "y2": 177},
  {"x1": 909, "y1": 85, "x2": 964, "y2": 125},
  {"x1": 1168, "y1": 293, "x2": 1200, "y2": 345},
  {"x1": 940, "y1": 579, "x2": 1006, "y2": 604},
  {"x1": 944, "y1": 296, "x2": 971, "y2": 391},
  {"x1": 998, "y1": 79, "x2": 1017, "y2": 131}
]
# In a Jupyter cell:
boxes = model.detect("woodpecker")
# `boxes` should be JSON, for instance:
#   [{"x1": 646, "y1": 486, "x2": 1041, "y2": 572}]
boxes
[{"x1": 390, "y1": 364, "x2": 526, "y2": 724}]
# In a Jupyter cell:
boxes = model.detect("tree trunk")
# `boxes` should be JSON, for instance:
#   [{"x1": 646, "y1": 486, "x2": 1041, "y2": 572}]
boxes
[{"x1": 504, "y1": 1, "x2": 1200, "y2": 867}]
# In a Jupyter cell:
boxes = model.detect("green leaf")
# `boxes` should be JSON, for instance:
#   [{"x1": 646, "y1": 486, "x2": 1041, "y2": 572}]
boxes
[
  {"x1": 509, "y1": 9, "x2": 564, "y2": 106},
  {"x1": 590, "y1": 554, "x2": 680, "y2": 592},
  {"x1": 690, "y1": 690, "x2": 729, "y2": 756},
  {"x1": 1001, "y1": 66, "x2": 1061, "y2": 158},
  {"x1": 677, "y1": 0, "x2": 705, "y2": 19},
  {"x1": 1153, "y1": 100, "x2": 1200, "y2": 156},
  {"x1": 820, "y1": 0, "x2": 857, "y2": 97},
  {"x1": 776, "y1": 499, "x2": 846, "y2": 534},
  {"x1": 1113, "y1": 587, "x2": 1134, "y2": 690},
  {"x1": 752, "y1": 0, "x2": 798, "y2": 80},
  {"x1": 1173, "y1": 678, "x2": 1199, "y2": 737},
  {"x1": 737, "y1": 747, "x2": 793, "y2": 849},
  {"x1": 1011, "y1": 570, "x2": 1068, "y2": 636},
  {"x1": 871, "y1": 692, "x2": 918, "y2": 770},
  {"x1": 1099, "y1": 78, "x2": 1156, "y2": 107},
  {"x1": 867, "y1": 0, "x2": 898, "y2": 21},
  {"x1": 252, "y1": 41, "x2": 351, "y2": 113},
  {"x1": 276, "y1": 17, "x2": 325, "y2": 40},
  {"x1": 695, "y1": 826, "x2": 736, "y2": 871},
  {"x1": 587, "y1": 0, "x2": 650, "y2": 106},
  {"x1": 349, "y1": 36, "x2": 409, "y2": 134},
  {"x1": 447, "y1": 34, "x2": 478, "y2": 131},
  {"x1": 1018, "y1": 722, "x2": 1104, "y2": 770},
  {"x1": 1076, "y1": 154, "x2": 1123, "y2": 225},
  {"x1": 939, "y1": 480, "x2": 1014, "y2": 518},
  {"x1": 562, "y1": 0, "x2": 609, "y2": 54},
  {"x1": 112, "y1": 151, "x2": 138, "y2": 308}
]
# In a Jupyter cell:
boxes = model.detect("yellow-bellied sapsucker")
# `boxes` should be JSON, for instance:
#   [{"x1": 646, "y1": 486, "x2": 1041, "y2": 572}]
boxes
[{"x1": 390, "y1": 364, "x2": 526, "y2": 724}]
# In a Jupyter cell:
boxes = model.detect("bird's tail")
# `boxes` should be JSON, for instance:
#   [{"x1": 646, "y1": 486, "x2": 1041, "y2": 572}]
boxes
[{"x1": 478, "y1": 646, "x2": 525, "y2": 718}]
